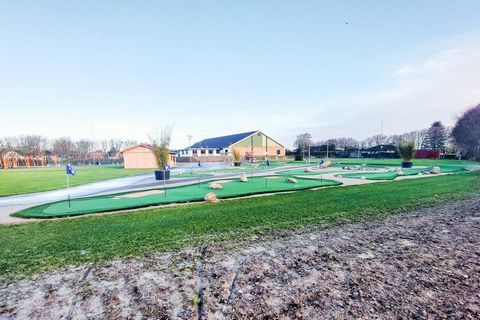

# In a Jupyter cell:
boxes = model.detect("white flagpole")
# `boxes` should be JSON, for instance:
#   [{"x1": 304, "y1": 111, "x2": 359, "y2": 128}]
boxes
[
  {"x1": 66, "y1": 167, "x2": 71, "y2": 208},
  {"x1": 164, "y1": 173, "x2": 167, "y2": 198}
]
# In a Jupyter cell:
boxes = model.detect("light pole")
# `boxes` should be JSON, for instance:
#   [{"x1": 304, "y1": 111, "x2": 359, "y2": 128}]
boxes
[
  {"x1": 187, "y1": 135, "x2": 193, "y2": 174},
  {"x1": 308, "y1": 144, "x2": 311, "y2": 165}
]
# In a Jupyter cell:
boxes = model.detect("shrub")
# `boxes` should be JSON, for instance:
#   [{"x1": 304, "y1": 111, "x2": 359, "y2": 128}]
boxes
[
  {"x1": 396, "y1": 141, "x2": 415, "y2": 162},
  {"x1": 232, "y1": 149, "x2": 241, "y2": 162},
  {"x1": 149, "y1": 125, "x2": 173, "y2": 171}
]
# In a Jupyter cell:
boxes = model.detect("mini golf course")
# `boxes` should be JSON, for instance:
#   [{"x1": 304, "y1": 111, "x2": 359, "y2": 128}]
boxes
[
  {"x1": 336, "y1": 166, "x2": 468, "y2": 180},
  {"x1": 14, "y1": 176, "x2": 342, "y2": 218}
]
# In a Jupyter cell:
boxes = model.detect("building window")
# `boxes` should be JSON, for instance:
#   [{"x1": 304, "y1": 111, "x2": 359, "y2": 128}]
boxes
[
  {"x1": 193, "y1": 150, "x2": 197, "y2": 155},
  {"x1": 201, "y1": 149, "x2": 206, "y2": 154},
  {"x1": 208, "y1": 150, "x2": 213, "y2": 154},
  {"x1": 277, "y1": 149, "x2": 281, "y2": 155}
]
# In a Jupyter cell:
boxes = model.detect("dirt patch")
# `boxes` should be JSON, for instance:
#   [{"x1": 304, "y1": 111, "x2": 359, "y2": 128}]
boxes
[
  {"x1": 1, "y1": 198, "x2": 479, "y2": 319},
  {"x1": 114, "y1": 190, "x2": 164, "y2": 199}
]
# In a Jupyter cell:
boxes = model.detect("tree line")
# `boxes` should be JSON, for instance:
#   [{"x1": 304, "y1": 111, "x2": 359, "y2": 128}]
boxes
[
  {"x1": 0, "y1": 136, "x2": 138, "y2": 167},
  {"x1": 294, "y1": 103, "x2": 480, "y2": 160}
]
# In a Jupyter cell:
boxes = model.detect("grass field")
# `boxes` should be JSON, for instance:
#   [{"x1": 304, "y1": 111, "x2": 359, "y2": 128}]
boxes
[
  {"x1": 14, "y1": 177, "x2": 341, "y2": 218},
  {"x1": 0, "y1": 166, "x2": 151, "y2": 197},
  {"x1": 1, "y1": 171, "x2": 478, "y2": 279}
]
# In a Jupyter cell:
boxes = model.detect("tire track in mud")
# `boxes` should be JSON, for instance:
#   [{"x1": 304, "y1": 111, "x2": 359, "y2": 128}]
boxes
[{"x1": 65, "y1": 264, "x2": 93, "y2": 320}]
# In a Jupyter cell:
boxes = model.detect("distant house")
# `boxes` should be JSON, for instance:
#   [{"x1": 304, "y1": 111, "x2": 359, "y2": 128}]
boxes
[
  {"x1": 122, "y1": 144, "x2": 176, "y2": 169},
  {"x1": 177, "y1": 130, "x2": 285, "y2": 159}
]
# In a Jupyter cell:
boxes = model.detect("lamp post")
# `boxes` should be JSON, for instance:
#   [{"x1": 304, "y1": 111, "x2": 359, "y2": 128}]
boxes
[
  {"x1": 187, "y1": 135, "x2": 192, "y2": 174},
  {"x1": 308, "y1": 144, "x2": 311, "y2": 165}
]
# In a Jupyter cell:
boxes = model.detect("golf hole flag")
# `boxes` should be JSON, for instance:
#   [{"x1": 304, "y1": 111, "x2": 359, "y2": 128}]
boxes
[{"x1": 66, "y1": 164, "x2": 76, "y2": 176}]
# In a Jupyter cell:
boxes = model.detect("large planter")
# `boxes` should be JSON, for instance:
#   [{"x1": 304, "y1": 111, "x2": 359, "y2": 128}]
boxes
[
  {"x1": 234, "y1": 162, "x2": 241, "y2": 167},
  {"x1": 154, "y1": 170, "x2": 171, "y2": 180},
  {"x1": 401, "y1": 161, "x2": 413, "y2": 168}
]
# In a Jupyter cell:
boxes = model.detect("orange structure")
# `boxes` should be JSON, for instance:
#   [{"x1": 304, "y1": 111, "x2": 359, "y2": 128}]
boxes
[{"x1": 122, "y1": 144, "x2": 176, "y2": 169}]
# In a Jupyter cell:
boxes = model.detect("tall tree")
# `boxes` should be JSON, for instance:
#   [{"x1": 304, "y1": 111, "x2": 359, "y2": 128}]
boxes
[
  {"x1": 294, "y1": 133, "x2": 312, "y2": 150},
  {"x1": 17, "y1": 135, "x2": 47, "y2": 158},
  {"x1": 364, "y1": 134, "x2": 390, "y2": 148},
  {"x1": 53, "y1": 137, "x2": 75, "y2": 162},
  {"x1": 75, "y1": 139, "x2": 94, "y2": 164},
  {"x1": 422, "y1": 121, "x2": 447, "y2": 151},
  {"x1": 451, "y1": 104, "x2": 480, "y2": 160}
]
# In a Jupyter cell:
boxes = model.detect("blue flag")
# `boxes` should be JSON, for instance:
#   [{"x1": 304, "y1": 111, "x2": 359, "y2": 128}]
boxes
[{"x1": 66, "y1": 164, "x2": 75, "y2": 176}]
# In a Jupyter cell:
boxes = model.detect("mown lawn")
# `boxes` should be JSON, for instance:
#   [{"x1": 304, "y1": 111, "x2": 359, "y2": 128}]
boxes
[
  {"x1": 0, "y1": 166, "x2": 151, "y2": 197},
  {"x1": 1, "y1": 171, "x2": 478, "y2": 279}
]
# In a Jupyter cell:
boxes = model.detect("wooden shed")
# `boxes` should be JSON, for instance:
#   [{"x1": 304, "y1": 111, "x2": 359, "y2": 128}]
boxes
[{"x1": 122, "y1": 144, "x2": 176, "y2": 169}]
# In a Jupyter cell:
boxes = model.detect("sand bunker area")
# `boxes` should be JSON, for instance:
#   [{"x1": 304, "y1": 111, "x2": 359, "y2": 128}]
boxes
[
  {"x1": 114, "y1": 190, "x2": 164, "y2": 199},
  {"x1": 1, "y1": 197, "x2": 479, "y2": 319}
]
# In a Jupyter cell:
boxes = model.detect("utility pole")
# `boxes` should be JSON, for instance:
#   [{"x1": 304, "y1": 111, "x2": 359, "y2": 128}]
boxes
[
  {"x1": 187, "y1": 135, "x2": 193, "y2": 174},
  {"x1": 308, "y1": 144, "x2": 311, "y2": 164}
]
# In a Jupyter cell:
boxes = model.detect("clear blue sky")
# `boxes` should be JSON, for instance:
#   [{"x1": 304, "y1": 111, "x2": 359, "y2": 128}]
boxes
[{"x1": 1, "y1": 1, "x2": 479, "y2": 148}]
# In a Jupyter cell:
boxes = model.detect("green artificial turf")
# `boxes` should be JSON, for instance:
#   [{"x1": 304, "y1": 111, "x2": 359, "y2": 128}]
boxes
[
  {"x1": 336, "y1": 166, "x2": 468, "y2": 180},
  {"x1": 0, "y1": 166, "x2": 151, "y2": 197},
  {"x1": 171, "y1": 171, "x2": 215, "y2": 178},
  {"x1": 1, "y1": 171, "x2": 478, "y2": 279},
  {"x1": 14, "y1": 177, "x2": 342, "y2": 218},
  {"x1": 337, "y1": 171, "x2": 400, "y2": 180},
  {"x1": 334, "y1": 158, "x2": 476, "y2": 167},
  {"x1": 276, "y1": 169, "x2": 343, "y2": 176}
]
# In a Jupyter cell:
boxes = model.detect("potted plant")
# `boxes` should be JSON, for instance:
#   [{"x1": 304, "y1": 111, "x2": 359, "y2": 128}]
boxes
[
  {"x1": 397, "y1": 140, "x2": 415, "y2": 168},
  {"x1": 232, "y1": 148, "x2": 242, "y2": 167},
  {"x1": 149, "y1": 125, "x2": 173, "y2": 180}
]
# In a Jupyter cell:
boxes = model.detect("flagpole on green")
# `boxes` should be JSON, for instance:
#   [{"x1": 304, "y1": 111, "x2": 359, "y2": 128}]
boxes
[{"x1": 66, "y1": 164, "x2": 71, "y2": 209}]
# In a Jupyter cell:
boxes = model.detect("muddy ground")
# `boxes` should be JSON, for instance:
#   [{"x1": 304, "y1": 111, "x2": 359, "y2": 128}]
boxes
[{"x1": 1, "y1": 197, "x2": 480, "y2": 319}]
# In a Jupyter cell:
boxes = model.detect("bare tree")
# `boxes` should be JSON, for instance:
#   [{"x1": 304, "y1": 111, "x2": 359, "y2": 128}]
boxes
[
  {"x1": 75, "y1": 139, "x2": 94, "y2": 164},
  {"x1": 334, "y1": 137, "x2": 359, "y2": 150},
  {"x1": 451, "y1": 103, "x2": 480, "y2": 160},
  {"x1": 123, "y1": 139, "x2": 138, "y2": 149},
  {"x1": 294, "y1": 133, "x2": 312, "y2": 150},
  {"x1": 17, "y1": 135, "x2": 48, "y2": 157},
  {"x1": 108, "y1": 139, "x2": 123, "y2": 157},
  {"x1": 99, "y1": 139, "x2": 110, "y2": 154},
  {"x1": 364, "y1": 134, "x2": 390, "y2": 148},
  {"x1": 53, "y1": 137, "x2": 75, "y2": 162}
]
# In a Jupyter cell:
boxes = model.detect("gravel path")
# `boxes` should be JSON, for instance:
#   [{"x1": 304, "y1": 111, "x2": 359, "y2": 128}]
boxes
[{"x1": 1, "y1": 197, "x2": 479, "y2": 319}]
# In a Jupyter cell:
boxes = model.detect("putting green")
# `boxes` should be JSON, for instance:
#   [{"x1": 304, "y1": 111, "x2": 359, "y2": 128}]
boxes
[
  {"x1": 14, "y1": 176, "x2": 342, "y2": 218},
  {"x1": 171, "y1": 172, "x2": 215, "y2": 178},
  {"x1": 217, "y1": 162, "x2": 286, "y2": 174},
  {"x1": 337, "y1": 171, "x2": 399, "y2": 180},
  {"x1": 336, "y1": 166, "x2": 467, "y2": 180},
  {"x1": 276, "y1": 169, "x2": 343, "y2": 176}
]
